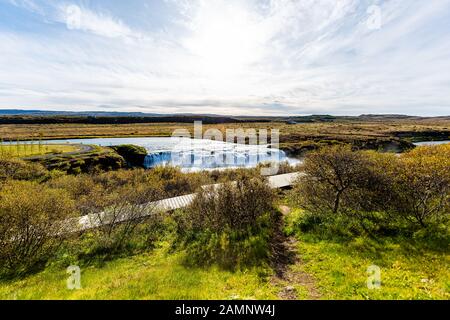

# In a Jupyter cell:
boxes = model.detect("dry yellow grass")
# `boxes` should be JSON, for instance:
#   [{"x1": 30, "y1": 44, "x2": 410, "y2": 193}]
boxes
[
  {"x1": 0, "y1": 144, "x2": 80, "y2": 159},
  {"x1": 0, "y1": 119, "x2": 449, "y2": 141}
]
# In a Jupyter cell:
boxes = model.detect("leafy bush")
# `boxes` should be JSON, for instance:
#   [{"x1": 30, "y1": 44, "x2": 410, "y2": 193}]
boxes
[
  {"x1": 82, "y1": 182, "x2": 164, "y2": 256},
  {"x1": 175, "y1": 174, "x2": 277, "y2": 269},
  {"x1": 290, "y1": 145, "x2": 374, "y2": 215},
  {"x1": 44, "y1": 169, "x2": 171, "y2": 260},
  {"x1": 0, "y1": 181, "x2": 76, "y2": 277},
  {"x1": 388, "y1": 144, "x2": 450, "y2": 227},
  {"x1": 0, "y1": 158, "x2": 49, "y2": 182},
  {"x1": 290, "y1": 144, "x2": 450, "y2": 231},
  {"x1": 148, "y1": 166, "x2": 210, "y2": 196},
  {"x1": 47, "y1": 174, "x2": 106, "y2": 216}
]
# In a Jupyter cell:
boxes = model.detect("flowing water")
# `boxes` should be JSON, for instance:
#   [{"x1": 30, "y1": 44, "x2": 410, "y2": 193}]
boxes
[
  {"x1": 18, "y1": 137, "x2": 300, "y2": 171},
  {"x1": 6, "y1": 137, "x2": 448, "y2": 170},
  {"x1": 413, "y1": 140, "x2": 450, "y2": 146}
]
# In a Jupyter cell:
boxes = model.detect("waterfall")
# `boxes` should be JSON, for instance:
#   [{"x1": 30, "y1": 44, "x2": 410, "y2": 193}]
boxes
[
  {"x1": 143, "y1": 146, "x2": 291, "y2": 169},
  {"x1": 143, "y1": 151, "x2": 172, "y2": 168}
]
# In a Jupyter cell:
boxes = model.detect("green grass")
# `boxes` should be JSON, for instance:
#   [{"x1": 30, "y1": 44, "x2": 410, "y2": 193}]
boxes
[
  {"x1": 0, "y1": 245, "x2": 278, "y2": 300},
  {"x1": 286, "y1": 210, "x2": 450, "y2": 300},
  {"x1": 2, "y1": 208, "x2": 448, "y2": 300},
  {"x1": 0, "y1": 144, "x2": 79, "y2": 159}
]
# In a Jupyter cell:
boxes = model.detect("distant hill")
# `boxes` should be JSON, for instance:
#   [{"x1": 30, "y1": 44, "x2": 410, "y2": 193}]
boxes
[
  {"x1": 0, "y1": 109, "x2": 448, "y2": 124},
  {"x1": 358, "y1": 114, "x2": 450, "y2": 121},
  {"x1": 0, "y1": 110, "x2": 242, "y2": 125},
  {"x1": 0, "y1": 109, "x2": 169, "y2": 117}
]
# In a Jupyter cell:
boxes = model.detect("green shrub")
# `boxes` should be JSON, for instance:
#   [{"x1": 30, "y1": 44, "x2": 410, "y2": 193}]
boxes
[
  {"x1": 290, "y1": 145, "x2": 375, "y2": 215},
  {"x1": 175, "y1": 174, "x2": 277, "y2": 269},
  {"x1": 179, "y1": 218, "x2": 274, "y2": 270},
  {"x1": 388, "y1": 144, "x2": 450, "y2": 227},
  {"x1": 81, "y1": 183, "x2": 165, "y2": 256},
  {"x1": 148, "y1": 166, "x2": 210, "y2": 196},
  {"x1": 0, "y1": 181, "x2": 76, "y2": 277},
  {"x1": 290, "y1": 144, "x2": 450, "y2": 233},
  {"x1": 0, "y1": 158, "x2": 49, "y2": 182}
]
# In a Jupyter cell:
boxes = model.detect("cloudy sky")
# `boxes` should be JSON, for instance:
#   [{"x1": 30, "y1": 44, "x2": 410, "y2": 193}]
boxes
[{"x1": 0, "y1": 0, "x2": 449, "y2": 116}]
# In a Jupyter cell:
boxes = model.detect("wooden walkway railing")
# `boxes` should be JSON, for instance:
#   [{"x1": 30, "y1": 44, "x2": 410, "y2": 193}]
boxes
[{"x1": 70, "y1": 172, "x2": 303, "y2": 233}]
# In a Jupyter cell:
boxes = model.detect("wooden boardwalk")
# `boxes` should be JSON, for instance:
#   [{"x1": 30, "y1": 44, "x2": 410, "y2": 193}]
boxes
[
  {"x1": 71, "y1": 172, "x2": 303, "y2": 233},
  {"x1": 153, "y1": 172, "x2": 302, "y2": 212},
  {"x1": 268, "y1": 172, "x2": 302, "y2": 189}
]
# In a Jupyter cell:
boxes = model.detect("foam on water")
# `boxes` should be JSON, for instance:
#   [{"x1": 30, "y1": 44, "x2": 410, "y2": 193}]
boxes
[
  {"x1": 12, "y1": 137, "x2": 299, "y2": 171},
  {"x1": 142, "y1": 138, "x2": 297, "y2": 170}
]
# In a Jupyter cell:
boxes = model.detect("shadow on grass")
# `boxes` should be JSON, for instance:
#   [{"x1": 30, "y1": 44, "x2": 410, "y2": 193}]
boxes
[{"x1": 286, "y1": 211, "x2": 450, "y2": 262}]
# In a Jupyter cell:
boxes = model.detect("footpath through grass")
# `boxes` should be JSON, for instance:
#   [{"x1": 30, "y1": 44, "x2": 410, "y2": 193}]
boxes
[
  {"x1": 285, "y1": 209, "x2": 450, "y2": 300},
  {"x1": 1, "y1": 211, "x2": 448, "y2": 300}
]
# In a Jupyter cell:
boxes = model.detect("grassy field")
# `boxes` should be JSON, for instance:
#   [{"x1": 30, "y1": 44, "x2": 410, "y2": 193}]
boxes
[
  {"x1": 1, "y1": 219, "x2": 448, "y2": 300},
  {"x1": 283, "y1": 209, "x2": 450, "y2": 300},
  {"x1": 0, "y1": 144, "x2": 80, "y2": 159},
  {"x1": 0, "y1": 245, "x2": 278, "y2": 300},
  {"x1": 0, "y1": 119, "x2": 449, "y2": 141},
  {"x1": 294, "y1": 236, "x2": 449, "y2": 300},
  {"x1": 0, "y1": 137, "x2": 448, "y2": 300}
]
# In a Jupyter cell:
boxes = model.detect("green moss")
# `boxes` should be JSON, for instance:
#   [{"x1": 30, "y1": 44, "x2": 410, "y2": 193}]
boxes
[
  {"x1": 110, "y1": 145, "x2": 148, "y2": 168},
  {"x1": 27, "y1": 147, "x2": 127, "y2": 174}
]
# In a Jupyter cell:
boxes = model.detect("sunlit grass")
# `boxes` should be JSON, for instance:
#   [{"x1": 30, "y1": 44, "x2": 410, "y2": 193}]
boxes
[
  {"x1": 294, "y1": 236, "x2": 449, "y2": 300},
  {"x1": 285, "y1": 210, "x2": 450, "y2": 300},
  {"x1": 0, "y1": 144, "x2": 79, "y2": 159},
  {"x1": 0, "y1": 246, "x2": 278, "y2": 300}
]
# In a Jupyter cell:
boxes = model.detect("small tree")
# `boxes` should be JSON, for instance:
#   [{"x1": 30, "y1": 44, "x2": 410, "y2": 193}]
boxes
[
  {"x1": 292, "y1": 145, "x2": 371, "y2": 215},
  {"x1": 389, "y1": 145, "x2": 450, "y2": 227},
  {"x1": 0, "y1": 181, "x2": 76, "y2": 277},
  {"x1": 85, "y1": 183, "x2": 164, "y2": 254}
]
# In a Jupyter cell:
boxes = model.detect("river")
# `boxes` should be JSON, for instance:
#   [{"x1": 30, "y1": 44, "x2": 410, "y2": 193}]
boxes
[
  {"x1": 413, "y1": 140, "x2": 450, "y2": 146},
  {"x1": 5, "y1": 136, "x2": 447, "y2": 170},
  {"x1": 17, "y1": 137, "x2": 300, "y2": 171}
]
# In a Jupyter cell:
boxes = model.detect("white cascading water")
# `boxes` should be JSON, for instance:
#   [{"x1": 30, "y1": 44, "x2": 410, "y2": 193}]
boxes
[
  {"x1": 142, "y1": 137, "x2": 296, "y2": 170},
  {"x1": 143, "y1": 148, "x2": 290, "y2": 169},
  {"x1": 9, "y1": 136, "x2": 299, "y2": 171}
]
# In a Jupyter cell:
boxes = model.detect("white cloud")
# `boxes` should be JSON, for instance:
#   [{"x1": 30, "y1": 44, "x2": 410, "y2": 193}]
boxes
[
  {"x1": 0, "y1": 0, "x2": 450, "y2": 115},
  {"x1": 7, "y1": 0, "x2": 44, "y2": 14}
]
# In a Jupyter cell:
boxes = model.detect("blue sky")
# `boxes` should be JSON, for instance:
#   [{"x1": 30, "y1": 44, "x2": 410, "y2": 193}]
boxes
[{"x1": 0, "y1": 0, "x2": 449, "y2": 116}]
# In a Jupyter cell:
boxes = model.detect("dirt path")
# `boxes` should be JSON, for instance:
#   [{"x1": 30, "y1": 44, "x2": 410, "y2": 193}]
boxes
[{"x1": 271, "y1": 205, "x2": 321, "y2": 300}]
